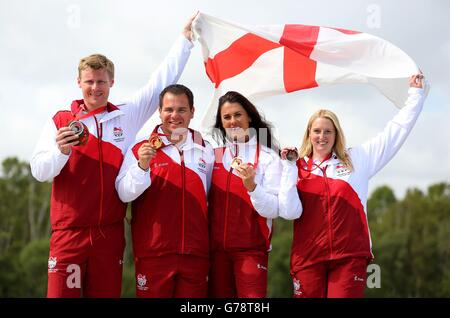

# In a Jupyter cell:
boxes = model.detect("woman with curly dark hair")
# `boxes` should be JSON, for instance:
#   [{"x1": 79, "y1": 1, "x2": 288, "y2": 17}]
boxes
[{"x1": 208, "y1": 91, "x2": 282, "y2": 298}]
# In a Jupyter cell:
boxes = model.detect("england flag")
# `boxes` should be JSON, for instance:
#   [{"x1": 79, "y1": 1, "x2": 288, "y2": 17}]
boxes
[{"x1": 193, "y1": 13, "x2": 419, "y2": 127}]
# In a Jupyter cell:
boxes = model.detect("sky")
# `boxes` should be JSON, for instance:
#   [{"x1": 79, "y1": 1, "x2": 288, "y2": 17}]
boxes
[{"x1": 0, "y1": 0, "x2": 449, "y2": 199}]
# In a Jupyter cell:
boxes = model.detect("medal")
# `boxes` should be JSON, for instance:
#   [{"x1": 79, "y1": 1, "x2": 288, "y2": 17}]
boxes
[
  {"x1": 286, "y1": 149, "x2": 299, "y2": 162},
  {"x1": 230, "y1": 156, "x2": 243, "y2": 169},
  {"x1": 68, "y1": 120, "x2": 89, "y2": 146},
  {"x1": 149, "y1": 134, "x2": 163, "y2": 149}
]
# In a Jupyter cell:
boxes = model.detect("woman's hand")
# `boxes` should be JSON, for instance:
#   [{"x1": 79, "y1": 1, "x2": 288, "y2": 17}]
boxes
[
  {"x1": 409, "y1": 73, "x2": 424, "y2": 88},
  {"x1": 280, "y1": 147, "x2": 298, "y2": 161},
  {"x1": 235, "y1": 163, "x2": 257, "y2": 192}
]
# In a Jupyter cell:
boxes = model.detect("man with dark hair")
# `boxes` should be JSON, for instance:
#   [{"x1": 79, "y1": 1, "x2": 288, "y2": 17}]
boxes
[
  {"x1": 158, "y1": 84, "x2": 194, "y2": 110},
  {"x1": 30, "y1": 16, "x2": 197, "y2": 298},
  {"x1": 116, "y1": 84, "x2": 214, "y2": 298}
]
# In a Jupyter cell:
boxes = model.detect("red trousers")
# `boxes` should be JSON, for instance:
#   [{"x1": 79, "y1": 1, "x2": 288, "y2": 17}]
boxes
[
  {"x1": 292, "y1": 257, "x2": 368, "y2": 298},
  {"x1": 134, "y1": 254, "x2": 209, "y2": 298},
  {"x1": 209, "y1": 250, "x2": 268, "y2": 298},
  {"x1": 47, "y1": 222, "x2": 125, "y2": 298}
]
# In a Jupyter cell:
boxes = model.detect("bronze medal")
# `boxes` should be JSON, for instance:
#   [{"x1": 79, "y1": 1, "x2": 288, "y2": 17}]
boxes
[
  {"x1": 68, "y1": 120, "x2": 89, "y2": 146},
  {"x1": 230, "y1": 156, "x2": 243, "y2": 169},
  {"x1": 286, "y1": 149, "x2": 299, "y2": 162},
  {"x1": 149, "y1": 134, "x2": 163, "y2": 149}
]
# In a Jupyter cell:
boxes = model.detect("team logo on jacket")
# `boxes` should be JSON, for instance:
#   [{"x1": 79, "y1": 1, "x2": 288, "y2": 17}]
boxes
[
  {"x1": 354, "y1": 275, "x2": 365, "y2": 282},
  {"x1": 257, "y1": 264, "x2": 267, "y2": 271},
  {"x1": 197, "y1": 157, "x2": 207, "y2": 174},
  {"x1": 137, "y1": 274, "x2": 148, "y2": 291},
  {"x1": 336, "y1": 165, "x2": 351, "y2": 177},
  {"x1": 113, "y1": 127, "x2": 125, "y2": 142},
  {"x1": 154, "y1": 162, "x2": 169, "y2": 168},
  {"x1": 293, "y1": 278, "x2": 303, "y2": 296},
  {"x1": 48, "y1": 257, "x2": 58, "y2": 273}
]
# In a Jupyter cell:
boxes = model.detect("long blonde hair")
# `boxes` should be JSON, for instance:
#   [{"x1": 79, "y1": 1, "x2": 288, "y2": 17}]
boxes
[{"x1": 299, "y1": 109, "x2": 353, "y2": 171}]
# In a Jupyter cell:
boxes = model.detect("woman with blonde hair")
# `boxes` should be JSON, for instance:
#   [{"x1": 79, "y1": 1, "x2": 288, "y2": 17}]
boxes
[
  {"x1": 278, "y1": 74, "x2": 428, "y2": 298},
  {"x1": 298, "y1": 109, "x2": 353, "y2": 170}
]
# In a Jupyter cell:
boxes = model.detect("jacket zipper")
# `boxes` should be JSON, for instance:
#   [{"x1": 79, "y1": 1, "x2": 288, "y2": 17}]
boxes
[
  {"x1": 180, "y1": 150, "x2": 186, "y2": 253},
  {"x1": 94, "y1": 116, "x2": 104, "y2": 226},
  {"x1": 322, "y1": 166, "x2": 333, "y2": 259},
  {"x1": 223, "y1": 167, "x2": 233, "y2": 250},
  {"x1": 223, "y1": 145, "x2": 237, "y2": 251}
]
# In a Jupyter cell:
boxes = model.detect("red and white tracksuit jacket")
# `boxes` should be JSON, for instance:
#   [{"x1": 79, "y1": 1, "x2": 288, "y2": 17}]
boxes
[
  {"x1": 115, "y1": 126, "x2": 214, "y2": 258},
  {"x1": 209, "y1": 137, "x2": 282, "y2": 252},
  {"x1": 279, "y1": 86, "x2": 428, "y2": 273},
  {"x1": 30, "y1": 36, "x2": 193, "y2": 230}
]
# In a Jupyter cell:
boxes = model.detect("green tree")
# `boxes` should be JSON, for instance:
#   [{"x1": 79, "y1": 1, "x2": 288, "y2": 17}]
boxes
[
  {"x1": 18, "y1": 238, "x2": 49, "y2": 297},
  {"x1": 367, "y1": 185, "x2": 397, "y2": 225},
  {"x1": 0, "y1": 157, "x2": 51, "y2": 297},
  {"x1": 268, "y1": 218, "x2": 293, "y2": 297},
  {"x1": 1, "y1": 156, "x2": 449, "y2": 298},
  {"x1": 0, "y1": 157, "x2": 51, "y2": 255},
  {"x1": 0, "y1": 248, "x2": 27, "y2": 297},
  {"x1": 367, "y1": 183, "x2": 450, "y2": 297},
  {"x1": 121, "y1": 206, "x2": 136, "y2": 297}
]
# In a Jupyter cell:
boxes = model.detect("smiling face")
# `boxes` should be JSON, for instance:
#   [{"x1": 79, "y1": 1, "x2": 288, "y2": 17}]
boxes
[
  {"x1": 77, "y1": 67, "x2": 114, "y2": 111},
  {"x1": 220, "y1": 101, "x2": 252, "y2": 142},
  {"x1": 159, "y1": 92, "x2": 194, "y2": 136},
  {"x1": 309, "y1": 117, "x2": 336, "y2": 159}
]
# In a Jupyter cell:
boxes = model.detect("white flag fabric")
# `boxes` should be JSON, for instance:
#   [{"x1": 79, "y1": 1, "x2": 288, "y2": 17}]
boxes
[{"x1": 193, "y1": 13, "x2": 419, "y2": 128}]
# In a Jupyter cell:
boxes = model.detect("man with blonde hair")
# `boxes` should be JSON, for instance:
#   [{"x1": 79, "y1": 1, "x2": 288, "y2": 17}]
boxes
[
  {"x1": 31, "y1": 14, "x2": 197, "y2": 298},
  {"x1": 78, "y1": 54, "x2": 115, "y2": 79}
]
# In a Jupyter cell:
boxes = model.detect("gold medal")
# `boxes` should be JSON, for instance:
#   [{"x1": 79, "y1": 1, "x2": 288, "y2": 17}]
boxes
[
  {"x1": 230, "y1": 156, "x2": 243, "y2": 169},
  {"x1": 149, "y1": 134, "x2": 163, "y2": 149}
]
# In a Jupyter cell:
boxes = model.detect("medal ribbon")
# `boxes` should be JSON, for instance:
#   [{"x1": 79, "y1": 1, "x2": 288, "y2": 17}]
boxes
[
  {"x1": 149, "y1": 124, "x2": 185, "y2": 150},
  {"x1": 303, "y1": 152, "x2": 333, "y2": 178},
  {"x1": 74, "y1": 105, "x2": 107, "y2": 121},
  {"x1": 148, "y1": 132, "x2": 171, "y2": 149},
  {"x1": 228, "y1": 142, "x2": 260, "y2": 170}
]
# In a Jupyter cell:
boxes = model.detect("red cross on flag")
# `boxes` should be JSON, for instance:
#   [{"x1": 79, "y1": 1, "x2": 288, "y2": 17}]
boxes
[{"x1": 193, "y1": 13, "x2": 419, "y2": 127}]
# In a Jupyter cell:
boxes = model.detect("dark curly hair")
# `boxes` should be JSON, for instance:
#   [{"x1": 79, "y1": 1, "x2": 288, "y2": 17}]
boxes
[{"x1": 212, "y1": 91, "x2": 279, "y2": 155}]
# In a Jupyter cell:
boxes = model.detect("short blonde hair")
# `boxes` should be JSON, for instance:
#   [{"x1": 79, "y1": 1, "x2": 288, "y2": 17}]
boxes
[
  {"x1": 299, "y1": 109, "x2": 353, "y2": 171},
  {"x1": 78, "y1": 54, "x2": 114, "y2": 79}
]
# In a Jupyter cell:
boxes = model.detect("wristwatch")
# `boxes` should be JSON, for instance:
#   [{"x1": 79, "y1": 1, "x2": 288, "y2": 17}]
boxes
[{"x1": 137, "y1": 162, "x2": 149, "y2": 172}]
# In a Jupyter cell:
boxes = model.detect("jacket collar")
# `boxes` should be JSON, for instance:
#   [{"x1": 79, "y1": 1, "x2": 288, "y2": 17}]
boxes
[
  {"x1": 156, "y1": 125, "x2": 205, "y2": 151},
  {"x1": 224, "y1": 134, "x2": 257, "y2": 149},
  {"x1": 70, "y1": 99, "x2": 123, "y2": 122},
  {"x1": 303, "y1": 152, "x2": 340, "y2": 165}
]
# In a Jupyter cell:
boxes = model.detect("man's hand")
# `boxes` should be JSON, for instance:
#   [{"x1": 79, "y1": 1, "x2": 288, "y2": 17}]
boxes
[
  {"x1": 56, "y1": 127, "x2": 79, "y2": 155},
  {"x1": 182, "y1": 11, "x2": 199, "y2": 41},
  {"x1": 137, "y1": 143, "x2": 157, "y2": 171}
]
